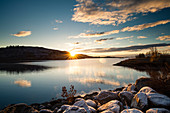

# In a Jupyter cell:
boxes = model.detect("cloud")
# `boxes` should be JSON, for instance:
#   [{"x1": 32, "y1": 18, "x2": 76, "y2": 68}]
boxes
[
  {"x1": 69, "y1": 19, "x2": 170, "y2": 38},
  {"x1": 12, "y1": 31, "x2": 31, "y2": 37},
  {"x1": 72, "y1": 0, "x2": 170, "y2": 25},
  {"x1": 68, "y1": 30, "x2": 119, "y2": 38},
  {"x1": 137, "y1": 36, "x2": 148, "y2": 39},
  {"x1": 80, "y1": 43, "x2": 170, "y2": 53},
  {"x1": 116, "y1": 36, "x2": 133, "y2": 40},
  {"x1": 53, "y1": 27, "x2": 59, "y2": 30},
  {"x1": 156, "y1": 35, "x2": 170, "y2": 41},
  {"x1": 95, "y1": 37, "x2": 114, "y2": 43},
  {"x1": 73, "y1": 42, "x2": 81, "y2": 44},
  {"x1": 55, "y1": 20, "x2": 63, "y2": 23},
  {"x1": 121, "y1": 20, "x2": 170, "y2": 32},
  {"x1": 14, "y1": 80, "x2": 31, "y2": 87}
]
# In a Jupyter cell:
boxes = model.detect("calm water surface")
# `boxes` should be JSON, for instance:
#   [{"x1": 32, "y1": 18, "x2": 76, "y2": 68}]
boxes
[{"x1": 0, "y1": 58, "x2": 148, "y2": 109}]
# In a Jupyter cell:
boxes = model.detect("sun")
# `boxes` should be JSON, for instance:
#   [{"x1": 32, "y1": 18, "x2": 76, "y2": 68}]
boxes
[{"x1": 70, "y1": 51, "x2": 76, "y2": 57}]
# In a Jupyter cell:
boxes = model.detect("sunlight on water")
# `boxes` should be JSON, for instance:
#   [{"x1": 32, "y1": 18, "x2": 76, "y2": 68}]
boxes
[{"x1": 0, "y1": 58, "x2": 148, "y2": 109}]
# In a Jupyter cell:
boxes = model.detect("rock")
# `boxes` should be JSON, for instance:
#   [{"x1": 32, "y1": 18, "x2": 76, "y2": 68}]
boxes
[
  {"x1": 101, "y1": 109, "x2": 114, "y2": 113},
  {"x1": 135, "y1": 77, "x2": 151, "y2": 91},
  {"x1": 147, "y1": 93, "x2": 170, "y2": 108},
  {"x1": 85, "y1": 99, "x2": 97, "y2": 108},
  {"x1": 57, "y1": 105, "x2": 70, "y2": 113},
  {"x1": 63, "y1": 105, "x2": 87, "y2": 113},
  {"x1": 39, "y1": 105, "x2": 46, "y2": 110},
  {"x1": 127, "y1": 84, "x2": 136, "y2": 93},
  {"x1": 146, "y1": 108, "x2": 170, "y2": 113},
  {"x1": 121, "y1": 108, "x2": 143, "y2": 113},
  {"x1": 39, "y1": 109, "x2": 53, "y2": 113},
  {"x1": 95, "y1": 91, "x2": 119, "y2": 105},
  {"x1": 123, "y1": 106, "x2": 130, "y2": 109},
  {"x1": 75, "y1": 98, "x2": 84, "y2": 102},
  {"x1": 139, "y1": 86, "x2": 156, "y2": 94},
  {"x1": 98, "y1": 100, "x2": 123, "y2": 113},
  {"x1": 119, "y1": 91, "x2": 134, "y2": 105},
  {"x1": 74, "y1": 99, "x2": 96, "y2": 113},
  {"x1": 131, "y1": 92, "x2": 148, "y2": 110},
  {"x1": 0, "y1": 103, "x2": 38, "y2": 113},
  {"x1": 53, "y1": 107, "x2": 58, "y2": 113}
]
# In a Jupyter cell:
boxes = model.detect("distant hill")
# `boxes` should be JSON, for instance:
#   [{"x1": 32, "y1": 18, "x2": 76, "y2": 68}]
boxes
[{"x1": 0, "y1": 46, "x2": 91, "y2": 63}]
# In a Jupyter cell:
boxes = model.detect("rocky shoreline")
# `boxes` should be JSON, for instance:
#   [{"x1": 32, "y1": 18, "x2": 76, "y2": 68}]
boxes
[{"x1": 1, "y1": 77, "x2": 170, "y2": 113}]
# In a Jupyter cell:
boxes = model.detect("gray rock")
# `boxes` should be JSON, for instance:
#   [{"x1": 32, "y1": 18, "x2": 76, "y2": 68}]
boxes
[
  {"x1": 121, "y1": 108, "x2": 143, "y2": 113},
  {"x1": 119, "y1": 91, "x2": 134, "y2": 105},
  {"x1": 85, "y1": 99, "x2": 97, "y2": 108},
  {"x1": 98, "y1": 100, "x2": 123, "y2": 113},
  {"x1": 39, "y1": 109, "x2": 53, "y2": 113},
  {"x1": 127, "y1": 84, "x2": 136, "y2": 93},
  {"x1": 139, "y1": 86, "x2": 156, "y2": 94},
  {"x1": 147, "y1": 93, "x2": 170, "y2": 107},
  {"x1": 57, "y1": 105, "x2": 70, "y2": 112},
  {"x1": 101, "y1": 109, "x2": 114, "y2": 113},
  {"x1": 131, "y1": 92, "x2": 148, "y2": 110},
  {"x1": 74, "y1": 99, "x2": 96, "y2": 113},
  {"x1": 75, "y1": 98, "x2": 84, "y2": 102},
  {"x1": 95, "y1": 91, "x2": 119, "y2": 105},
  {"x1": 63, "y1": 105, "x2": 87, "y2": 113},
  {"x1": 146, "y1": 108, "x2": 170, "y2": 113}
]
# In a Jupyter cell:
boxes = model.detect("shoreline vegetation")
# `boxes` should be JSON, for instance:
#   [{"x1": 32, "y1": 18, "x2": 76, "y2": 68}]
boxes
[{"x1": 0, "y1": 46, "x2": 170, "y2": 112}]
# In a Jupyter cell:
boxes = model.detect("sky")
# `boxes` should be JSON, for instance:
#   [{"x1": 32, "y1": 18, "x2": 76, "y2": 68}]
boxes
[{"x1": 0, "y1": 0, "x2": 170, "y2": 57}]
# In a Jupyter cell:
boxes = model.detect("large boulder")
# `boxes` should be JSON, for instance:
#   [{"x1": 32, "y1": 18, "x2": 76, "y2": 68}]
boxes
[
  {"x1": 95, "y1": 91, "x2": 119, "y2": 105},
  {"x1": 0, "y1": 103, "x2": 38, "y2": 113},
  {"x1": 98, "y1": 100, "x2": 123, "y2": 113},
  {"x1": 63, "y1": 105, "x2": 87, "y2": 113},
  {"x1": 57, "y1": 105, "x2": 70, "y2": 113},
  {"x1": 139, "y1": 86, "x2": 156, "y2": 94},
  {"x1": 127, "y1": 84, "x2": 136, "y2": 93},
  {"x1": 85, "y1": 99, "x2": 97, "y2": 108},
  {"x1": 146, "y1": 108, "x2": 170, "y2": 113},
  {"x1": 121, "y1": 108, "x2": 143, "y2": 113},
  {"x1": 73, "y1": 99, "x2": 96, "y2": 113},
  {"x1": 119, "y1": 91, "x2": 134, "y2": 106},
  {"x1": 147, "y1": 93, "x2": 170, "y2": 108},
  {"x1": 131, "y1": 92, "x2": 148, "y2": 110}
]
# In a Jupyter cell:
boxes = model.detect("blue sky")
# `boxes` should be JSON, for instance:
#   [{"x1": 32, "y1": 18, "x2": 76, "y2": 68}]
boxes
[{"x1": 0, "y1": 0, "x2": 170, "y2": 56}]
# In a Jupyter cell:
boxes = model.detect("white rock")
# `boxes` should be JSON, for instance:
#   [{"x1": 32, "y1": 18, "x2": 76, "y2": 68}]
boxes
[
  {"x1": 121, "y1": 108, "x2": 143, "y2": 113},
  {"x1": 131, "y1": 92, "x2": 148, "y2": 110},
  {"x1": 98, "y1": 100, "x2": 123, "y2": 113},
  {"x1": 146, "y1": 108, "x2": 170, "y2": 113},
  {"x1": 85, "y1": 99, "x2": 97, "y2": 108},
  {"x1": 147, "y1": 93, "x2": 170, "y2": 107},
  {"x1": 119, "y1": 91, "x2": 134, "y2": 105},
  {"x1": 139, "y1": 86, "x2": 156, "y2": 94},
  {"x1": 39, "y1": 109, "x2": 53, "y2": 113},
  {"x1": 74, "y1": 99, "x2": 95, "y2": 113},
  {"x1": 57, "y1": 105, "x2": 70, "y2": 112},
  {"x1": 63, "y1": 105, "x2": 87, "y2": 113},
  {"x1": 95, "y1": 91, "x2": 119, "y2": 104}
]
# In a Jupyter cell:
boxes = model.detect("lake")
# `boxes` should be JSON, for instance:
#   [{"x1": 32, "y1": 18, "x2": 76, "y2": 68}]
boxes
[{"x1": 0, "y1": 58, "x2": 148, "y2": 109}]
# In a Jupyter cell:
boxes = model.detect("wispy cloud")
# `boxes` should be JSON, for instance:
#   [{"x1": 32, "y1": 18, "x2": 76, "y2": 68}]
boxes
[
  {"x1": 55, "y1": 20, "x2": 63, "y2": 23},
  {"x1": 73, "y1": 42, "x2": 81, "y2": 44},
  {"x1": 137, "y1": 36, "x2": 147, "y2": 39},
  {"x1": 69, "y1": 30, "x2": 119, "y2": 38},
  {"x1": 14, "y1": 80, "x2": 31, "y2": 87},
  {"x1": 121, "y1": 20, "x2": 170, "y2": 32},
  {"x1": 12, "y1": 31, "x2": 31, "y2": 37},
  {"x1": 116, "y1": 36, "x2": 133, "y2": 40},
  {"x1": 69, "y1": 19, "x2": 170, "y2": 38},
  {"x1": 72, "y1": 0, "x2": 170, "y2": 25},
  {"x1": 156, "y1": 35, "x2": 170, "y2": 41},
  {"x1": 53, "y1": 27, "x2": 59, "y2": 30},
  {"x1": 80, "y1": 43, "x2": 170, "y2": 53},
  {"x1": 94, "y1": 37, "x2": 114, "y2": 43}
]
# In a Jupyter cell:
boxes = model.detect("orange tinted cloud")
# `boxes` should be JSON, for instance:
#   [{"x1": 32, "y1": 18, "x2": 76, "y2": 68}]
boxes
[
  {"x1": 12, "y1": 31, "x2": 31, "y2": 37},
  {"x1": 156, "y1": 35, "x2": 170, "y2": 41}
]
